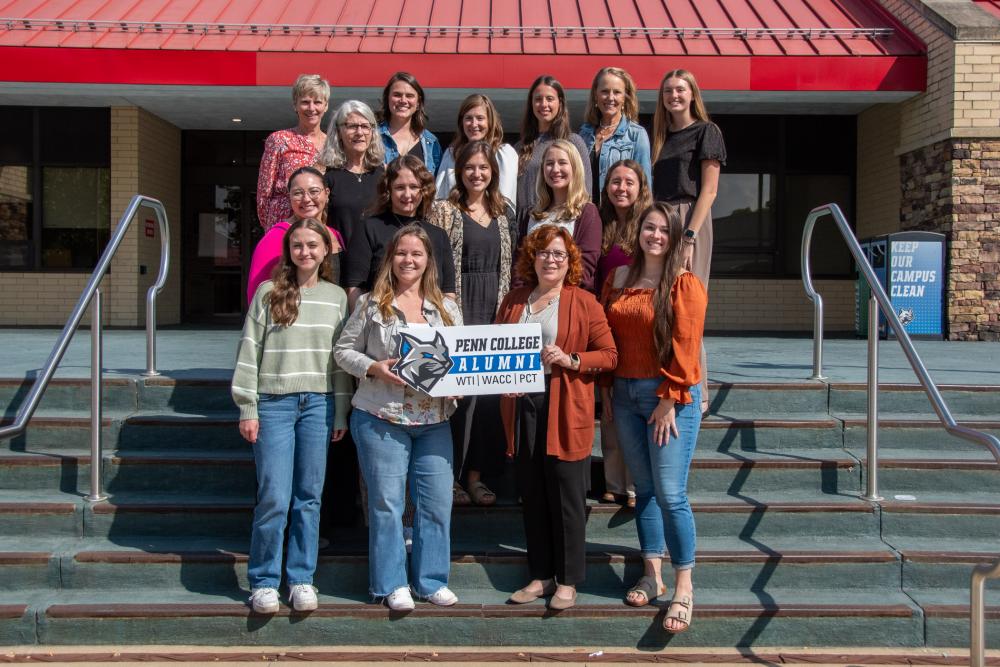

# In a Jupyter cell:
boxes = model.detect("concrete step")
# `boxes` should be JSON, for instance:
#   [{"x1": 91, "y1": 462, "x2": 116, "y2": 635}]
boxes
[
  {"x1": 880, "y1": 500, "x2": 1000, "y2": 542},
  {"x1": 2, "y1": 588, "x2": 924, "y2": 648}
]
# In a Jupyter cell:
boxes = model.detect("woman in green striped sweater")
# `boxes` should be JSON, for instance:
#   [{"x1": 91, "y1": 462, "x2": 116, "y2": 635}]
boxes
[{"x1": 232, "y1": 217, "x2": 353, "y2": 615}]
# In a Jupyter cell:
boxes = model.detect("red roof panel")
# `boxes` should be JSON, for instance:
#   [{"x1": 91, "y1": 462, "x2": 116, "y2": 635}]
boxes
[{"x1": 975, "y1": 0, "x2": 1000, "y2": 20}]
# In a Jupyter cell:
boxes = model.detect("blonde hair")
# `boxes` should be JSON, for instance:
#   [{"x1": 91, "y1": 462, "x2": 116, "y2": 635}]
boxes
[
  {"x1": 584, "y1": 67, "x2": 640, "y2": 126},
  {"x1": 651, "y1": 69, "x2": 710, "y2": 160},
  {"x1": 531, "y1": 139, "x2": 590, "y2": 223},
  {"x1": 370, "y1": 224, "x2": 454, "y2": 326},
  {"x1": 291, "y1": 74, "x2": 330, "y2": 105}
]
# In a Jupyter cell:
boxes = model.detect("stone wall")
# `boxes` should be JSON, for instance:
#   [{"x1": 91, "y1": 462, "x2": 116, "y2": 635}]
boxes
[{"x1": 900, "y1": 137, "x2": 1000, "y2": 340}]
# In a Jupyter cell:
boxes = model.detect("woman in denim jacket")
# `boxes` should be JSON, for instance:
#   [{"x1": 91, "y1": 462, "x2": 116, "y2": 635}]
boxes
[
  {"x1": 578, "y1": 67, "x2": 652, "y2": 201},
  {"x1": 378, "y1": 72, "x2": 442, "y2": 175},
  {"x1": 334, "y1": 224, "x2": 462, "y2": 612}
]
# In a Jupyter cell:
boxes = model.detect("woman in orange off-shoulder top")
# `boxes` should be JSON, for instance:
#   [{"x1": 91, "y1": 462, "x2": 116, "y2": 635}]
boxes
[{"x1": 599, "y1": 201, "x2": 707, "y2": 635}]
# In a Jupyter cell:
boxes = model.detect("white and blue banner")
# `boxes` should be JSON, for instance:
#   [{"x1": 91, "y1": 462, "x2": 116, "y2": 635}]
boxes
[
  {"x1": 391, "y1": 323, "x2": 545, "y2": 397},
  {"x1": 888, "y1": 234, "x2": 944, "y2": 338}
]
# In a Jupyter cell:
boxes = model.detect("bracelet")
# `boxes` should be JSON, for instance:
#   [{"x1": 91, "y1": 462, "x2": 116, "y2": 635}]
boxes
[{"x1": 682, "y1": 238, "x2": 697, "y2": 246}]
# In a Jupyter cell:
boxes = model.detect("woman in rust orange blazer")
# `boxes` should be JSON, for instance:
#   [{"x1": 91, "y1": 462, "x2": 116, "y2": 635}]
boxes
[{"x1": 498, "y1": 225, "x2": 617, "y2": 610}]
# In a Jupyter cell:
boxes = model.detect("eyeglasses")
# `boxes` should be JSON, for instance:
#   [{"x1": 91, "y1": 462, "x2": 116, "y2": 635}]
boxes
[
  {"x1": 537, "y1": 250, "x2": 568, "y2": 263},
  {"x1": 290, "y1": 187, "x2": 324, "y2": 200},
  {"x1": 340, "y1": 123, "x2": 372, "y2": 133}
]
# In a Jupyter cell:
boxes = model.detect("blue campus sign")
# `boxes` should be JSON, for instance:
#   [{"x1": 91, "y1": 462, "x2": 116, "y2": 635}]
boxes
[{"x1": 887, "y1": 232, "x2": 945, "y2": 338}]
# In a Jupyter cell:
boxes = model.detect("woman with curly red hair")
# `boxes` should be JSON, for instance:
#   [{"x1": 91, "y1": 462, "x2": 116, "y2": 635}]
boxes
[{"x1": 497, "y1": 225, "x2": 617, "y2": 610}]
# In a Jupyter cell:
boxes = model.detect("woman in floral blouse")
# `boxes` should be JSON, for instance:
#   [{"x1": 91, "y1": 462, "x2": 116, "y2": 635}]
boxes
[{"x1": 256, "y1": 74, "x2": 330, "y2": 231}]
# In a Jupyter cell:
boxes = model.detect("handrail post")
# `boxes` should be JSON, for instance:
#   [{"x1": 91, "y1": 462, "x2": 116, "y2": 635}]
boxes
[
  {"x1": 142, "y1": 200, "x2": 170, "y2": 377},
  {"x1": 862, "y1": 295, "x2": 883, "y2": 502},
  {"x1": 800, "y1": 210, "x2": 826, "y2": 380},
  {"x1": 85, "y1": 288, "x2": 107, "y2": 503},
  {"x1": 971, "y1": 558, "x2": 1000, "y2": 667}
]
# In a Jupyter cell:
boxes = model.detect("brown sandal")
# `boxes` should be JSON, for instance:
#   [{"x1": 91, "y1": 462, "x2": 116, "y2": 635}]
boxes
[
  {"x1": 625, "y1": 575, "x2": 666, "y2": 607},
  {"x1": 663, "y1": 594, "x2": 693, "y2": 633},
  {"x1": 453, "y1": 482, "x2": 472, "y2": 506}
]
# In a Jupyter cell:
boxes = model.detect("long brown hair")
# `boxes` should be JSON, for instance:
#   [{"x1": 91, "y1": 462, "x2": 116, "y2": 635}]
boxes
[
  {"x1": 381, "y1": 71, "x2": 428, "y2": 135},
  {"x1": 651, "y1": 69, "x2": 711, "y2": 161},
  {"x1": 269, "y1": 218, "x2": 334, "y2": 327},
  {"x1": 450, "y1": 94, "x2": 504, "y2": 154},
  {"x1": 598, "y1": 159, "x2": 652, "y2": 255},
  {"x1": 518, "y1": 75, "x2": 571, "y2": 174},
  {"x1": 448, "y1": 141, "x2": 506, "y2": 219},
  {"x1": 370, "y1": 155, "x2": 436, "y2": 219},
  {"x1": 370, "y1": 224, "x2": 455, "y2": 326},
  {"x1": 584, "y1": 67, "x2": 639, "y2": 127},
  {"x1": 623, "y1": 203, "x2": 686, "y2": 366}
]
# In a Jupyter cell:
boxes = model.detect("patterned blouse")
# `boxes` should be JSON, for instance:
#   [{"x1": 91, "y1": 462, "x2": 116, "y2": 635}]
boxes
[{"x1": 256, "y1": 129, "x2": 322, "y2": 231}]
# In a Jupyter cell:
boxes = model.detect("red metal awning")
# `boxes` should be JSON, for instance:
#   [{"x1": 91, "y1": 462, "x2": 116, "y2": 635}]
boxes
[
  {"x1": 0, "y1": 0, "x2": 927, "y2": 91},
  {"x1": 973, "y1": 0, "x2": 1000, "y2": 20}
]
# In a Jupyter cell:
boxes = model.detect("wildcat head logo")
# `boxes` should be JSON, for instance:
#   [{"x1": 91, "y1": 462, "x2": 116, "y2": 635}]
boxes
[
  {"x1": 898, "y1": 307, "x2": 915, "y2": 326},
  {"x1": 392, "y1": 331, "x2": 454, "y2": 393}
]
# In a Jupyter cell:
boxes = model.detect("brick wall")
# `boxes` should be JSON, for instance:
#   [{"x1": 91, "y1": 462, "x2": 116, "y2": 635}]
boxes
[
  {"x1": 0, "y1": 107, "x2": 181, "y2": 327},
  {"x1": 856, "y1": 104, "x2": 903, "y2": 240},
  {"x1": 707, "y1": 279, "x2": 855, "y2": 332},
  {"x1": 954, "y1": 42, "x2": 1000, "y2": 132}
]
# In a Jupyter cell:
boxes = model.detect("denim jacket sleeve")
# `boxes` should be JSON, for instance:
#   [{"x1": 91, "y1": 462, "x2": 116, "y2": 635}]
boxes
[
  {"x1": 423, "y1": 130, "x2": 442, "y2": 175},
  {"x1": 631, "y1": 123, "x2": 652, "y2": 185}
]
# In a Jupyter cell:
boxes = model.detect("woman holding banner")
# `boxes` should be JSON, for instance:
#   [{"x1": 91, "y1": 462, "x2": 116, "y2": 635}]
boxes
[
  {"x1": 334, "y1": 224, "x2": 463, "y2": 611},
  {"x1": 497, "y1": 225, "x2": 617, "y2": 610}
]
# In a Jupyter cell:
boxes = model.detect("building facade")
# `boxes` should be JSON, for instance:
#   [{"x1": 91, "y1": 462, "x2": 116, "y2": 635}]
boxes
[{"x1": 0, "y1": 0, "x2": 996, "y2": 339}]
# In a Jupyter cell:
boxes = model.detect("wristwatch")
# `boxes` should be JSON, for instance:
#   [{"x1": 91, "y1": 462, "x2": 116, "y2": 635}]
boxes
[{"x1": 683, "y1": 228, "x2": 697, "y2": 245}]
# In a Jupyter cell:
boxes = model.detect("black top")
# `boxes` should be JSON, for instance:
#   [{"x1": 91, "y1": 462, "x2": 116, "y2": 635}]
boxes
[
  {"x1": 409, "y1": 141, "x2": 425, "y2": 163},
  {"x1": 652, "y1": 121, "x2": 726, "y2": 202},
  {"x1": 324, "y1": 166, "x2": 384, "y2": 249},
  {"x1": 459, "y1": 213, "x2": 501, "y2": 326},
  {"x1": 590, "y1": 147, "x2": 602, "y2": 205},
  {"x1": 343, "y1": 210, "x2": 456, "y2": 293}
]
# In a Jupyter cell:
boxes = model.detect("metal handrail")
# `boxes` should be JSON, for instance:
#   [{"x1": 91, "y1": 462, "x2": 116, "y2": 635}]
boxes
[
  {"x1": 0, "y1": 195, "x2": 170, "y2": 501},
  {"x1": 971, "y1": 559, "x2": 1000, "y2": 667},
  {"x1": 801, "y1": 203, "x2": 1000, "y2": 498}
]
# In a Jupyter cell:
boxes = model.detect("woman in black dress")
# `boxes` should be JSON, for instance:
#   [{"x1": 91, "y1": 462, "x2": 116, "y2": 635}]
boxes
[
  {"x1": 428, "y1": 141, "x2": 517, "y2": 506},
  {"x1": 318, "y1": 100, "x2": 386, "y2": 248},
  {"x1": 651, "y1": 69, "x2": 726, "y2": 415}
]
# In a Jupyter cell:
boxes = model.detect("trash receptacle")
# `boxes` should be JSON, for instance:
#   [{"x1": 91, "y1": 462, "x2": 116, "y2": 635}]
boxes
[{"x1": 856, "y1": 232, "x2": 945, "y2": 339}]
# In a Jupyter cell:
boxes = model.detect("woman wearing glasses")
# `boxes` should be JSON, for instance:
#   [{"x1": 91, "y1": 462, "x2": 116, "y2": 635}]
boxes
[
  {"x1": 318, "y1": 101, "x2": 386, "y2": 249},
  {"x1": 497, "y1": 225, "x2": 617, "y2": 610},
  {"x1": 247, "y1": 167, "x2": 345, "y2": 306}
]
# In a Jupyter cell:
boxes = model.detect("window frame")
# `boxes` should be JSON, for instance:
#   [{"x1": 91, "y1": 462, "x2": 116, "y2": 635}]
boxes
[{"x1": 0, "y1": 106, "x2": 112, "y2": 273}]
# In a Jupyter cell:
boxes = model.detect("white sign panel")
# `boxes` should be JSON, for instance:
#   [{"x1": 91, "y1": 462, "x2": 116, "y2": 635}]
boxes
[{"x1": 390, "y1": 323, "x2": 544, "y2": 397}]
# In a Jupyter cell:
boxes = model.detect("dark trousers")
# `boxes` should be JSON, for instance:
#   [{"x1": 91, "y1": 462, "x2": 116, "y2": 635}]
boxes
[
  {"x1": 516, "y1": 384, "x2": 590, "y2": 586},
  {"x1": 451, "y1": 395, "x2": 506, "y2": 482}
]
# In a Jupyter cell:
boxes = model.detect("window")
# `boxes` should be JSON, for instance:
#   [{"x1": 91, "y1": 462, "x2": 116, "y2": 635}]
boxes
[
  {"x1": 710, "y1": 115, "x2": 856, "y2": 278},
  {"x1": 0, "y1": 107, "x2": 111, "y2": 271}
]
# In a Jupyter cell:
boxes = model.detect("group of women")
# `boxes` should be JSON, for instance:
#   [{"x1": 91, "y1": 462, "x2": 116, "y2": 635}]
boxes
[{"x1": 236, "y1": 65, "x2": 725, "y2": 633}]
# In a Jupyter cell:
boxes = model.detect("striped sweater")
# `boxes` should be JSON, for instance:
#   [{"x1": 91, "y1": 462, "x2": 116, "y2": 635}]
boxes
[{"x1": 231, "y1": 279, "x2": 352, "y2": 428}]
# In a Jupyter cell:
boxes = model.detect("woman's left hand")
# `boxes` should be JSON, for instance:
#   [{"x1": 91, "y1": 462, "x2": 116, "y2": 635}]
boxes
[
  {"x1": 542, "y1": 344, "x2": 574, "y2": 369},
  {"x1": 682, "y1": 243, "x2": 695, "y2": 271},
  {"x1": 648, "y1": 397, "x2": 679, "y2": 446},
  {"x1": 331, "y1": 429, "x2": 347, "y2": 442}
]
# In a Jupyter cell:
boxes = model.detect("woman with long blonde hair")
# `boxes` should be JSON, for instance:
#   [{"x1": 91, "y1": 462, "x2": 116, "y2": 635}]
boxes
[
  {"x1": 518, "y1": 139, "x2": 601, "y2": 292},
  {"x1": 579, "y1": 67, "x2": 651, "y2": 201},
  {"x1": 335, "y1": 224, "x2": 463, "y2": 611},
  {"x1": 651, "y1": 69, "x2": 725, "y2": 415}
]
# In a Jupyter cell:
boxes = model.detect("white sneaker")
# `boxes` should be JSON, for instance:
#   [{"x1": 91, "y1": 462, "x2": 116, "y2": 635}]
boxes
[
  {"x1": 386, "y1": 586, "x2": 415, "y2": 611},
  {"x1": 289, "y1": 584, "x2": 318, "y2": 611},
  {"x1": 425, "y1": 586, "x2": 458, "y2": 606},
  {"x1": 249, "y1": 587, "x2": 279, "y2": 614},
  {"x1": 403, "y1": 526, "x2": 413, "y2": 554}
]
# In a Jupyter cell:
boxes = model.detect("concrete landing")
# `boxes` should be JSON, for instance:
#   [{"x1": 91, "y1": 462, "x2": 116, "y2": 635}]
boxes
[{"x1": 1, "y1": 329, "x2": 998, "y2": 386}]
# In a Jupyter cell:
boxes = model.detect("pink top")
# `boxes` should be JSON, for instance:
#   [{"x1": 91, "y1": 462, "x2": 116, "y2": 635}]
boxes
[
  {"x1": 246, "y1": 220, "x2": 345, "y2": 306},
  {"x1": 256, "y1": 129, "x2": 320, "y2": 231}
]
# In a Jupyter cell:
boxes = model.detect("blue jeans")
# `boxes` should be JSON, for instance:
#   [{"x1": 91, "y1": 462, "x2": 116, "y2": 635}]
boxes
[
  {"x1": 612, "y1": 378, "x2": 701, "y2": 569},
  {"x1": 351, "y1": 409, "x2": 453, "y2": 597},
  {"x1": 249, "y1": 392, "x2": 333, "y2": 589}
]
